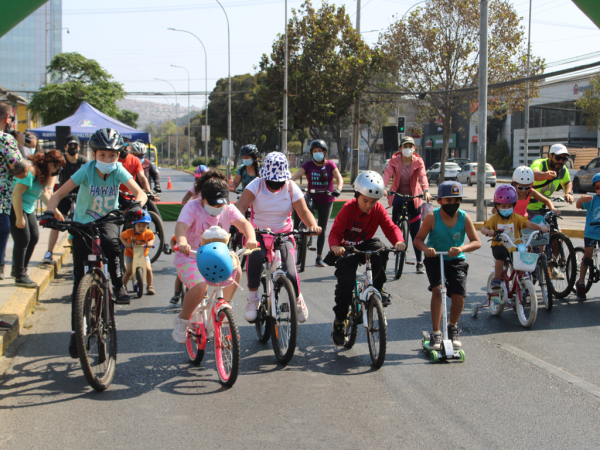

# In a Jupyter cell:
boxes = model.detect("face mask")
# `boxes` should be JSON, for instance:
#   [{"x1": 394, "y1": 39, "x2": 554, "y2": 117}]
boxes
[
  {"x1": 313, "y1": 152, "x2": 324, "y2": 162},
  {"x1": 441, "y1": 203, "x2": 460, "y2": 217},
  {"x1": 499, "y1": 208, "x2": 513, "y2": 218},
  {"x1": 266, "y1": 180, "x2": 286, "y2": 191},
  {"x1": 96, "y1": 160, "x2": 118, "y2": 175},
  {"x1": 204, "y1": 204, "x2": 223, "y2": 217},
  {"x1": 137, "y1": 156, "x2": 145, "y2": 163},
  {"x1": 119, "y1": 150, "x2": 128, "y2": 159},
  {"x1": 67, "y1": 147, "x2": 79, "y2": 156},
  {"x1": 242, "y1": 158, "x2": 253, "y2": 166},
  {"x1": 402, "y1": 148, "x2": 414, "y2": 158}
]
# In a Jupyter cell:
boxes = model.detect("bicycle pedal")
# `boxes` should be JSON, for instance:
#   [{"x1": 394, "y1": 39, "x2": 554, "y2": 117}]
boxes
[{"x1": 406, "y1": 261, "x2": 415, "y2": 265}]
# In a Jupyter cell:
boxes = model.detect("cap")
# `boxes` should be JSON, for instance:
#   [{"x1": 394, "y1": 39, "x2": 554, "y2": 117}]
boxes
[
  {"x1": 549, "y1": 143, "x2": 569, "y2": 156},
  {"x1": 65, "y1": 134, "x2": 80, "y2": 145},
  {"x1": 204, "y1": 189, "x2": 230, "y2": 206},
  {"x1": 438, "y1": 180, "x2": 463, "y2": 198},
  {"x1": 400, "y1": 136, "x2": 415, "y2": 147}
]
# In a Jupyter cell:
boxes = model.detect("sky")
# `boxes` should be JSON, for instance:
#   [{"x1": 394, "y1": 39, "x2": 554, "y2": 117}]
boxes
[{"x1": 59, "y1": 0, "x2": 600, "y2": 109}]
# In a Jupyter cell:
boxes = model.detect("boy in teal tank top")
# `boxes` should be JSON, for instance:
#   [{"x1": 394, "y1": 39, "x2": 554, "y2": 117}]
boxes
[{"x1": 415, "y1": 181, "x2": 481, "y2": 351}]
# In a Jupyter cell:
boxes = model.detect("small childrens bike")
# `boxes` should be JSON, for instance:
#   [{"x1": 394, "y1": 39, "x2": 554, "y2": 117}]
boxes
[
  {"x1": 129, "y1": 240, "x2": 154, "y2": 298},
  {"x1": 388, "y1": 191, "x2": 424, "y2": 280}
]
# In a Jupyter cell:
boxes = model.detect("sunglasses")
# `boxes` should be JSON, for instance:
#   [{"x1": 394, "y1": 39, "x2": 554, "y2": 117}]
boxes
[
  {"x1": 594, "y1": 184, "x2": 600, "y2": 191},
  {"x1": 553, "y1": 155, "x2": 568, "y2": 162},
  {"x1": 515, "y1": 185, "x2": 531, "y2": 191}
]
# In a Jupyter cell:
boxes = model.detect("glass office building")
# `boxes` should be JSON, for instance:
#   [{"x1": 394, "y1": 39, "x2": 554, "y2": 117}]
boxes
[{"x1": 0, "y1": 0, "x2": 62, "y2": 93}]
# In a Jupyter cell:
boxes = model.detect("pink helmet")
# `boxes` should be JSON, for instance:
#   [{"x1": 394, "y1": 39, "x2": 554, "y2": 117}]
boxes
[
  {"x1": 195, "y1": 165, "x2": 209, "y2": 178},
  {"x1": 494, "y1": 184, "x2": 517, "y2": 204}
]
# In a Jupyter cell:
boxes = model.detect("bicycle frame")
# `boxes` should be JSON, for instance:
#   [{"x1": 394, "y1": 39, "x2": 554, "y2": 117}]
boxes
[
  {"x1": 264, "y1": 246, "x2": 288, "y2": 319},
  {"x1": 189, "y1": 285, "x2": 232, "y2": 352}
]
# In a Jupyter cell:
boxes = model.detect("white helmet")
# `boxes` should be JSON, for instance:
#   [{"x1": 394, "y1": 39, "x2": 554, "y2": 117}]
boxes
[
  {"x1": 354, "y1": 170, "x2": 385, "y2": 199},
  {"x1": 512, "y1": 166, "x2": 534, "y2": 185}
]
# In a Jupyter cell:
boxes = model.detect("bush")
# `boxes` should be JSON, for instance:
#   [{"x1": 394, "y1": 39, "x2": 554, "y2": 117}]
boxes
[
  {"x1": 191, "y1": 157, "x2": 203, "y2": 167},
  {"x1": 487, "y1": 139, "x2": 511, "y2": 171},
  {"x1": 288, "y1": 141, "x2": 302, "y2": 154},
  {"x1": 208, "y1": 158, "x2": 219, "y2": 168}
]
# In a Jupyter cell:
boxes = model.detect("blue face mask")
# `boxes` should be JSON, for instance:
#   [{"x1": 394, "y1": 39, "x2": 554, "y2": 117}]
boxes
[
  {"x1": 242, "y1": 158, "x2": 253, "y2": 166},
  {"x1": 96, "y1": 160, "x2": 118, "y2": 175},
  {"x1": 136, "y1": 156, "x2": 145, "y2": 163},
  {"x1": 313, "y1": 152, "x2": 324, "y2": 162},
  {"x1": 499, "y1": 208, "x2": 513, "y2": 218}
]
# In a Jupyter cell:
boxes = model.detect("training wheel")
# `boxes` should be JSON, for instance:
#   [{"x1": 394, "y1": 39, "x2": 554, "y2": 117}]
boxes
[{"x1": 470, "y1": 304, "x2": 478, "y2": 318}]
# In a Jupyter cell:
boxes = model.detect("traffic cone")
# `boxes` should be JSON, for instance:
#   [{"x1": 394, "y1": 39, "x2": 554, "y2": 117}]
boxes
[
  {"x1": 167, "y1": 176, "x2": 173, "y2": 190},
  {"x1": 229, "y1": 174, "x2": 234, "y2": 189}
]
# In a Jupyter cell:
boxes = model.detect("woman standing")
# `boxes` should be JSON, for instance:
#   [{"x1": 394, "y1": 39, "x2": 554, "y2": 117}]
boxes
[
  {"x1": 382, "y1": 137, "x2": 431, "y2": 274},
  {"x1": 291, "y1": 140, "x2": 343, "y2": 267},
  {"x1": 232, "y1": 144, "x2": 260, "y2": 191},
  {"x1": 11, "y1": 150, "x2": 65, "y2": 287}
]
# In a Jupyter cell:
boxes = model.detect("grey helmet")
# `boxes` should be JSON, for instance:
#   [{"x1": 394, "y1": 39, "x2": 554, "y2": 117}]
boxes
[
  {"x1": 353, "y1": 170, "x2": 385, "y2": 199},
  {"x1": 130, "y1": 141, "x2": 147, "y2": 156}
]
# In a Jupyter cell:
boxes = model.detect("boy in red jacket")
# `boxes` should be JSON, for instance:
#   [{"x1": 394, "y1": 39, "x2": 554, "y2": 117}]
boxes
[{"x1": 327, "y1": 171, "x2": 405, "y2": 347}]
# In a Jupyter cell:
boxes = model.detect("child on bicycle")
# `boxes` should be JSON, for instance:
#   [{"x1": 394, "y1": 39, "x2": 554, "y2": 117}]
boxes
[
  {"x1": 414, "y1": 181, "x2": 481, "y2": 351},
  {"x1": 235, "y1": 152, "x2": 321, "y2": 324},
  {"x1": 481, "y1": 184, "x2": 549, "y2": 299},
  {"x1": 172, "y1": 170, "x2": 257, "y2": 344},
  {"x1": 120, "y1": 212, "x2": 155, "y2": 294},
  {"x1": 575, "y1": 173, "x2": 600, "y2": 299},
  {"x1": 491, "y1": 166, "x2": 556, "y2": 217},
  {"x1": 327, "y1": 171, "x2": 406, "y2": 347}
]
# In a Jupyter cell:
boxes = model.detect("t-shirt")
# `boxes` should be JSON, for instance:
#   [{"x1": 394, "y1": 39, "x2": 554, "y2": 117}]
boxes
[
  {"x1": 582, "y1": 195, "x2": 600, "y2": 241},
  {"x1": 13, "y1": 171, "x2": 45, "y2": 214},
  {"x1": 188, "y1": 186, "x2": 201, "y2": 200},
  {"x1": 301, "y1": 160, "x2": 337, "y2": 204},
  {"x1": 119, "y1": 154, "x2": 143, "y2": 193},
  {"x1": 173, "y1": 199, "x2": 243, "y2": 267},
  {"x1": 398, "y1": 160, "x2": 412, "y2": 195},
  {"x1": 59, "y1": 154, "x2": 88, "y2": 193},
  {"x1": 235, "y1": 164, "x2": 258, "y2": 189},
  {"x1": 484, "y1": 212, "x2": 529, "y2": 251},
  {"x1": 528, "y1": 158, "x2": 571, "y2": 211},
  {"x1": 71, "y1": 161, "x2": 133, "y2": 223},
  {"x1": 121, "y1": 228, "x2": 155, "y2": 258},
  {"x1": 426, "y1": 208, "x2": 466, "y2": 261},
  {"x1": 246, "y1": 178, "x2": 303, "y2": 230},
  {"x1": 0, "y1": 131, "x2": 24, "y2": 215}
]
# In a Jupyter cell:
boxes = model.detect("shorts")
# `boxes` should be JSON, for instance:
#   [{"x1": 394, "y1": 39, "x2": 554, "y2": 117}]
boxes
[
  {"x1": 125, "y1": 254, "x2": 150, "y2": 265},
  {"x1": 175, "y1": 261, "x2": 239, "y2": 290},
  {"x1": 423, "y1": 257, "x2": 469, "y2": 297},
  {"x1": 492, "y1": 246, "x2": 509, "y2": 262},
  {"x1": 584, "y1": 237, "x2": 600, "y2": 248}
]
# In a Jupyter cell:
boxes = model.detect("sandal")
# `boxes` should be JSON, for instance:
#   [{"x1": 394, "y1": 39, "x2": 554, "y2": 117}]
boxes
[{"x1": 147, "y1": 285, "x2": 156, "y2": 295}]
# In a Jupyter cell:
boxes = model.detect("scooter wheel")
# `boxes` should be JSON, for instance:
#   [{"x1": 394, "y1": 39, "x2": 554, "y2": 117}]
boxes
[
  {"x1": 458, "y1": 349, "x2": 465, "y2": 362},
  {"x1": 430, "y1": 351, "x2": 439, "y2": 363},
  {"x1": 470, "y1": 304, "x2": 478, "y2": 318}
]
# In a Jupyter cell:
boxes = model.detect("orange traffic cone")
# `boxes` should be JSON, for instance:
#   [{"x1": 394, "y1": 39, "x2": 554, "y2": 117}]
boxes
[
  {"x1": 229, "y1": 174, "x2": 234, "y2": 189},
  {"x1": 167, "y1": 176, "x2": 173, "y2": 190}
]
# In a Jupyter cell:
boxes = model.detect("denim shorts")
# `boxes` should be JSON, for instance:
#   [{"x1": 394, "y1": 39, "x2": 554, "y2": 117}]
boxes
[{"x1": 584, "y1": 237, "x2": 600, "y2": 249}]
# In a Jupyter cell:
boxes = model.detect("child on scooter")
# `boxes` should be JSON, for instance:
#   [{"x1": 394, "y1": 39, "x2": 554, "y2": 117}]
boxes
[
  {"x1": 414, "y1": 181, "x2": 481, "y2": 351},
  {"x1": 120, "y1": 212, "x2": 155, "y2": 294},
  {"x1": 575, "y1": 173, "x2": 600, "y2": 299}
]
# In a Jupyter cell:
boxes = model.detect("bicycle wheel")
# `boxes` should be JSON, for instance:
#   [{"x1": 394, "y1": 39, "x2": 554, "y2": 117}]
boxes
[
  {"x1": 343, "y1": 304, "x2": 359, "y2": 350},
  {"x1": 296, "y1": 227, "x2": 308, "y2": 273},
  {"x1": 185, "y1": 323, "x2": 205, "y2": 365},
  {"x1": 255, "y1": 275, "x2": 271, "y2": 343},
  {"x1": 546, "y1": 232, "x2": 575, "y2": 299},
  {"x1": 135, "y1": 267, "x2": 144, "y2": 298},
  {"x1": 75, "y1": 273, "x2": 117, "y2": 391},
  {"x1": 269, "y1": 276, "x2": 298, "y2": 364},
  {"x1": 567, "y1": 247, "x2": 594, "y2": 294},
  {"x1": 147, "y1": 211, "x2": 165, "y2": 263},
  {"x1": 366, "y1": 293, "x2": 387, "y2": 368},
  {"x1": 214, "y1": 308, "x2": 241, "y2": 386},
  {"x1": 536, "y1": 254, "x2": 553, "y2": 311},
  {"x1": 516, "y1": 278, "x2": 538, "y2": 328},
  {"x1": 394, "y1": 219, "x2": 409, "y2": 280},
  {"x1": 487, "y1": 271, "x2": 504, "y2": 317}
]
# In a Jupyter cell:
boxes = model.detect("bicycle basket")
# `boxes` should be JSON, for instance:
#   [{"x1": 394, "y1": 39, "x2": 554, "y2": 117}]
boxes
[{"x1": 513, "y1": 251, "x2": 539, "y2": 272}]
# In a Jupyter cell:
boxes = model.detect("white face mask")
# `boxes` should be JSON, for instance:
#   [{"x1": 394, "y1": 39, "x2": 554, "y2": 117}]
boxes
[
  {"x1": 402, "y1": 147, "x2": 414, "y2": 158},
  {"x1": 204, "y1": 204, "x2": 224, "y2": 217}
]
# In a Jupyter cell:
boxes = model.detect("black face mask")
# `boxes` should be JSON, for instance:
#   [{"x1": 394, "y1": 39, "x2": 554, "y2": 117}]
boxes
[
  {"x1": 67, "y1": 146, "x2": 79, "y2": 156},
  {"x1": 119, "y1": 149, "x2": 128, "y2": 159},
  {"x1": 441, "y1": 203, "x2": 460, "y2": 217},
  {"x1": 265, "y1": 180, "x2": 286, "y2": 191}
]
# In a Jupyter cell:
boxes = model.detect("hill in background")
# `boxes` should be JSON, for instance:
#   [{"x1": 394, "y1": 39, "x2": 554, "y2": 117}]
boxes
[{"x1": 117, "y1": 98, "x2": 202, "y2": 129}]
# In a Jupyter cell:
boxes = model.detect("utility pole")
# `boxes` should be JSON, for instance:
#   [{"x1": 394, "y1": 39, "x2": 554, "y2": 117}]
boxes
[
  {"x1": 282, "y1": 0, "x2": 289, "y2": 155},
  {"x1": 523, "y1": 0, "x2": 533, "y2": 165},
  {"x1": 476, "y1": 0, "x2": 489, "y2": 222},
  {"x1": 216, "y1": 0, "x2": 232, "y2": 179},
  {"x1": 350, "y1": 0, "x2": 361, "y2": 183}
]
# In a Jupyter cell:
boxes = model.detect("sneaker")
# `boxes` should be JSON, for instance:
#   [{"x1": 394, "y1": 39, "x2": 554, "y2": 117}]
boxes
[
  {"x1": 245, "y1": 296, "x2": 259, "y2": 322},
  {"x1": 147, "y1": 285, "x2": 155, "y2": 295},
  {"x1": 331, "y1": 319, "x2": 346, "y2": 347},
  {"x1": 380, "y1": 289, "x2": 392, "y2": 307},
  {"x1": 42, "y1": 251, "x2": 53, "y2": 264},
  {"x1": 576, "y1": 282, "x2": 587, "y2": 300},
  {"x1": 114, "y1": 286, "x2": 131, "y2": 305},
  {"x1": 68, "y1": 334, "x2": 78, "y2": 359},
  {"x1": 490, "y1": 279, "x2": 503, "y2": 304},
  {"x1": 448, "y1": 324, "x2": 462, "y2": 349},
  {"x1": 170, "y1": 293, "x2": 180, "y2": 305},
  {"x1": 0, "y1": 319, "x2": 12, "y2": 330},
  {"x1": 551, "y1": 267, "x2": 565, "y2": 280},
  {"x1": 296, "y1": 294, "x2": 308, "y2": 323},
  {"x1": 172, "y1": 315, "x2": 189, "y2": 344},
  {"x1": 429, "y1": 331, "x2": 442, "y2": 351},
  {"x1": 315, "y1": 256, "x2": 326, "y2": 267},
  {"x1": 15, "y1": 275, "x2": 36, "y2": 288},
  {"x1": 416, "y1": 262, "x2": 425, "y2": 274}
]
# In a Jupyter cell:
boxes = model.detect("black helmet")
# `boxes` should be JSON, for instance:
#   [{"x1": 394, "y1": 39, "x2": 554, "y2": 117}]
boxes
[
  {"x1": 310, "y1": 140, "x2": 327, "y2": 152},
  {"x1": 241, "y1": 144, "x2": 259, "y2": 157},
  {"x1": 89, "y1": 128, "x2": 124, "y2": 152}
]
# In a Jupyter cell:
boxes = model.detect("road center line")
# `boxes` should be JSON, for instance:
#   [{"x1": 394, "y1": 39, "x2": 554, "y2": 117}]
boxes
[{"x1": 498, "y1": 343, "x2": 600, "y2": 400}]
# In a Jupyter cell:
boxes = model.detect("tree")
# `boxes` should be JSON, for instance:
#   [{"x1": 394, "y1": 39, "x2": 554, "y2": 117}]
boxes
[
  {"x1": 575, "y1": 74, "x2": 600, "y2": 130},
  {"x1": 116, "y1": 109, "x2": 139, "y2": 128},
  {"x1": 29, "y1": 52, "x2": 125, "y2": 125},
  {"x1": 259, "y1": 0, "x2": 380, "y2": 171},
  {"x1": 378, "y1": 0, "x2": 544, "y2": 182}
]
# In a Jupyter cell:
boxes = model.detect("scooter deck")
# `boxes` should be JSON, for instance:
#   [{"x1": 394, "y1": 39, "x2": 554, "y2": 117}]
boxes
[{"x1": 421, "y1": 331, "x2": 465, "y2": 362}]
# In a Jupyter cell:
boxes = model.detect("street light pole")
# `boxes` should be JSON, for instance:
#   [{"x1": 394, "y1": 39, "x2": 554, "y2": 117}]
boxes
[
  {"x1": 476, "y1": 0, "x2": 489, "y2": 222},
  {"x1": 350, "y1": 0, "x2": 361, "y2": 183},
  {"x1": 155, "y1": 78, "x2": 178, "y2": 167},
  {"x1": 216, "y1": 0, "x2": 232, "y2": 179},
  {"x1": 282, "y1": 0, "x2": 288, "y2": 155},
  {"x1": 156, "y1": 93, "x2": 172, "y2": 165},
  {"x1": 167, "y1": 28, "x2": 210, "y2": 165},
  {"x1": 171, "y1": 64, "x2": 191, "y2": 167},
  {"x1": 523, "y1": 0, "x2": 533, "y2": 165}
]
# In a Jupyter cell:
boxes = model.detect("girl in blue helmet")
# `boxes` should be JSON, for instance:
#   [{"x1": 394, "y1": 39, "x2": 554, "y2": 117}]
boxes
[{"x1": 575, "y1": 173, "x2": 600, "y2": 299}]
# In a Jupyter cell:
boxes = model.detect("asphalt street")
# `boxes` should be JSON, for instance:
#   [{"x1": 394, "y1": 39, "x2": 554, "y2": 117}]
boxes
[{"x1": 1, "y1": 169, "x2": 599, "y2": 449}]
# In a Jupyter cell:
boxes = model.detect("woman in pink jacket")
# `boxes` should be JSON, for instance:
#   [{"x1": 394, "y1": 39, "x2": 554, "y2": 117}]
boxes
[{"x1": 382, "y1": 137, "x2": 432, "y2": 274}]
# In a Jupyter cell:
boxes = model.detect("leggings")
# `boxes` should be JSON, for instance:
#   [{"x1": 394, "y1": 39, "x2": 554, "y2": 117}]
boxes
[
  {"x1": 391, "y1": 196, "x2": 423, "y2": 263},
  {"x1": 246, "y1": 233, "x2": 300, "y2": 297},
  {"x1": 293, "y1": 197, "x2": 334, "y2": 255},
  {"x1": 9, "y1": 207, "x2": 39, "y2": 279},
  {"x1": 0, "y1": 213, "x2": 11, "y2": 265}
]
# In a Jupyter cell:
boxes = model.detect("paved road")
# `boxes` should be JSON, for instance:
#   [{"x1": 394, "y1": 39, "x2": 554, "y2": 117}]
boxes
[{"x1": 1, "y1": 169, "x2": 599, "y2": 449}]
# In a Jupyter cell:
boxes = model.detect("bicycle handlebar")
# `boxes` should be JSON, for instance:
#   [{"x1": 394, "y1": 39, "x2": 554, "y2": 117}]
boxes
[
  {"x1": 255, "y1": 228, "x2": 314, "y2": 237},
  {"x1": 342, "y1": 245, "x2": 403, "y2": 256},
  {"x1": 303, "y1": 188, "x2": 341, "y2": 198},
  {"x1": 388, "y1": 191, "x2": 425, "y2": 199},
  {"x1": 41, "y1": 209, "x2": 132, "y2": 231},
  {"x1": 173, "y1": 244, "x2": 258, "y2": 257},
  {"x1": 490, "y1": 229, "x2": 542, "y2": 248}
]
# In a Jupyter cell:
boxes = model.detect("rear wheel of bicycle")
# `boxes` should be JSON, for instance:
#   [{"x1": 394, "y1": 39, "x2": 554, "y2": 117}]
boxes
[
  {"x1": 75, "y1": 273, "x2": 117, "y2": 392},
  {"x1": 546, "y1": 232, "x2": 575, "y2": 299},
  {"x1": 394, "y1": 219, "x2": 408, "y2": 280},
  {"x1": 536, "y1": 254, "x2": 553, "y2": 311},
  {"x1": 255, "y1": 275, "x2": 271, "y2": 343},
  {"x1": 135, "y1": 267, "x2": 144, "y2": 298},
  {"x1": 147, "y1": 211, "x2": 165, "y2": 263},
  {"x1": 186, "y1": 323, "x2": 205, "y2": 365},
  {"x1": 269, "y1": 276, "x2": 298, "y2": 364},
  {"x1": 516, "y1": 278, "x2": 538, "y2": 328},
  {"x1": 214, "y1": 308, "x2": 241, "y2": 387},
  {"x1": 366, "y1": 294, "x2": 387, "y2": 368},
  {"x1": 567, "y1": 247, "x2": 594, "y2": 294}
]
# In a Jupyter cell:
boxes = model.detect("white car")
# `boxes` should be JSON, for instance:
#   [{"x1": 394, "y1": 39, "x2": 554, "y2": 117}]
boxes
[
  {"x1": 456, "y1": 163, "x2": 497, "y2": 187},
  {"x1": 426, "y1": 162, "x2": 461, "y2": 185}
]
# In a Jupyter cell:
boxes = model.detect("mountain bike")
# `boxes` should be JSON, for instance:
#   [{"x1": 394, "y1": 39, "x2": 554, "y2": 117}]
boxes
[
  {"x1": 119, "y1": 191, "x2": 165, "y2": 263},
  {"x1": 388, "y1": 191, "x2": 424, "y2": 280},
  {"x1": 567, "y1": 221, "x2": 600, "y2": 297}
]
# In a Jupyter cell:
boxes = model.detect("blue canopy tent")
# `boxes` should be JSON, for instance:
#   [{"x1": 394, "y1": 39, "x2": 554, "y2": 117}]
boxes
[{"x1": 27, "y1": 101, "x2": 151, "y2": 142}]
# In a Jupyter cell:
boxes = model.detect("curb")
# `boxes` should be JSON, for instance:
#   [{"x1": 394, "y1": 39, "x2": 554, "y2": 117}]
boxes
[
  {"x1": 0, "y1": 232, "x2": 72, "y2": 357},
  {"x1": 473, "y1": 222, "x2": 583, "y2": 239}
]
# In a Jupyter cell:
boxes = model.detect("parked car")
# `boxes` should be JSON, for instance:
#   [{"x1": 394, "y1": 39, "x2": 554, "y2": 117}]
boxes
[
  {"x1": 456, "y1": 163, "x2": 497, "y2": 187},
  {"x1": 426, "y1": 162, "x2": 461, "y2": 185},
  {"x1": 572, "y1": 156, "x2": 600, "y2": 193},
  {"x1": 447, "y1": 158, "x2": 470, "y2": 168}
]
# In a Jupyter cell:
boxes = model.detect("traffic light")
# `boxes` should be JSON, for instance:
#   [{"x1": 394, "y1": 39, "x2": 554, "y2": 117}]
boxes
[{"x1": 397, "y1": 116, "x2": 406, "y2": 134}]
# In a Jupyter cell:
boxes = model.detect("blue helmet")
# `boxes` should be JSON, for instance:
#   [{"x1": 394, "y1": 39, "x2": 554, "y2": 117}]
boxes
[
  {"x1": 593, "y1": 173, "x2": 600, "y2": 187},
  {"x1": 132, "y1": 212, "x2": 151, "y2": 225},
  {"x1": 197, "y1": 242, "x2": 234, "y2": 284}
]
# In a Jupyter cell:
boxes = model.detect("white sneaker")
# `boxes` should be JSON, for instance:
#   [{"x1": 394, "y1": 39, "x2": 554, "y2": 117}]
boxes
[
  {"x1": 296, "y1": 293, "x2": 308, "y2": 323},
  {"x1": 551, "y1": 267, "x2": 565, "y2": 280},
  {"x1": 42, "y1": 251, "x2": 53, "y2": 264},
  {"x1": 245, "y1": 296, "x2": 259, "y2": 322},
  {"x1": 172, "y1": 315, "x2": 189, "y2": 344}
]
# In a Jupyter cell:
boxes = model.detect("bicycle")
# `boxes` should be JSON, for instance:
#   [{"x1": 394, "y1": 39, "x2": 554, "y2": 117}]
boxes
[
  {"x1": 388, "y1": 191, "x2": 424, "y2": 280},
  {"x1": 173, "y1": 244, "x2": 253, "y2": 386},
  {"x1": 119, "y1": 191, "x2": 165, "y2": 263},
  {"x1": 253, "y1": 228, "x2": 313, "y2": 365},
  {"x1": 471, "y1": 230, "x2": 541, "y2": 328},
  {"x1": 41, "y1": 209, "x2": 135, "y2": 391},
  {"x1": 121, "y1": 238, "x2": 154, "y2": 298},
  {"x1": 334, "y1": 246, "x2": 400, "y2": 367},
  {"x1": 523, "y1": 229, "x2": 554, "y2": 311},
  {"x1": 567, "y1": 221, "x2": 600, "y2": 297}
]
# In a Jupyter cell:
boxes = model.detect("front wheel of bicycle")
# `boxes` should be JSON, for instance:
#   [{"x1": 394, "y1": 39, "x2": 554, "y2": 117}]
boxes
[
  {"x1": 296, "y1": 227, "x2": 308, "y2": 273},
  {"x1": 135, "y1": 267, "x2": 144, "y2": 298},
  {"x1": 255, "y1": 275, "x2": 271, "y2": 343},
  {"x1": 366, "y1": 294, "x2": 387, "y2": 368},
  {"x1": 147, "y1": 211, "x2": 165, "y2": 264},
  {"x1": 214, "y1": 308, "x2": 241, "y2": 387},
  {"x1": 343, "y1": 300, "x2": 359, "y2": 349},
  {"x1": 75, "y1": 272, "x2": 117, "y2": 391},
  {"x1": 536, "y1": 254, "x2": 553, "y2": 311},
  {"x1": 567, "y1": 247, "x2": 594, "y2": 294},
  {"x1": 394, "y1": 219, "x2": 409, "y2": 280},
  {"x1": 269, "y1": 276, "x2": 298, "y2": 365},
  {"x1": 185, "y1": 323, "x2": 205, "y2": 365},
  {"x1": 547, "y1": 232, "x2": 575, "y2": 299},
  {"x1": 516, "y1": 278, "x2": 538, "y2": 328}
]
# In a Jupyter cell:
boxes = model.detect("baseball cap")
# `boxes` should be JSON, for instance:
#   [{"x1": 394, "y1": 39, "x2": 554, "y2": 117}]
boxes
[
  {"x1": 204, "y1": 189, "x2": 230, "y2": 206},
  {"x1": 549, "y1": 143, "x2": 569, "y2": 156},
  {"x1": 438, "y1": 180, "x2": 463, "y2": 198},
  {"x1": 65, "y1": 134, "x2": 80, "y2": 145},
  {"x1": 400, "y1": 136, "x2": 415, "y2": 146}
]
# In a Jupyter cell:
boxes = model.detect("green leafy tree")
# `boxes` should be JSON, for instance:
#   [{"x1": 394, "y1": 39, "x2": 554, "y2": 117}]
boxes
[
  {"x1": 288, "y1": 141, "x2": 303, "y2": 154},
  {"x1": 115, "y1": 109, "x2": 139, "y2": 128},
  {"x1": 29, "y1": 52, "x2": 125, "y2": 125},
  {"x1": 575, "y1": 74, "x2": 600, "y2": 130},
  {"x1": 487, "y1": 139, "x2": 511, "y2": 171}
]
